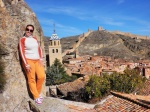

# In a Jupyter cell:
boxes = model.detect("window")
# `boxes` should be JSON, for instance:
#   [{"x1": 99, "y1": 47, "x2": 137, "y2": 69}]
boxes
[
  {"x1": 58, "y1": 41, "x2": 59, "y2": 45},
  {"x1": 50, "y1": 41, "x2": 52, "y2": 46},
  {"x1": 52, "y1": 49, "x2": 55, "y2": 53},
  {"x1": 54, "y1": 41, "x2": 56, "y2": 46},
  {"x1": 56, "y1": 49, "x2": 58, "y2": 53}
]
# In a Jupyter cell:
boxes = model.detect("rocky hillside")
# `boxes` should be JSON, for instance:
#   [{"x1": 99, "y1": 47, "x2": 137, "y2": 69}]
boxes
[
  {"x1": 60, "y1": 30, "x2": 150, "y2": 61},
  {"x1": 0, "y1": 0, "x2": 45, "y2": 111},
  {"x1": 60, "y1": 35, "x2": 80, "y2": 52}
]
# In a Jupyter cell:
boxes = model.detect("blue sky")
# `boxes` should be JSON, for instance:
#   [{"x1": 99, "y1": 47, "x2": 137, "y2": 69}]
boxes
[{"x1": 24, "y1": 0, "x2": 150, "y2": 38}]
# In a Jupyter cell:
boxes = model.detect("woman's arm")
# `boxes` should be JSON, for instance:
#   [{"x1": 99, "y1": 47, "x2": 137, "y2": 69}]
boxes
[{"x1": 19, "y1": 37, "x2": 28, "y2": 67}]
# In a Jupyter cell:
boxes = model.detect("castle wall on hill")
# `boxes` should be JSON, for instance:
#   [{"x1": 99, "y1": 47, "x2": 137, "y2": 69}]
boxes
[
  {"x1": 111, "y1": 31, "x2": 149, "y2": 40},
  {"x1": 72, "y1": 29, "x2": 92, "y2": 51}
]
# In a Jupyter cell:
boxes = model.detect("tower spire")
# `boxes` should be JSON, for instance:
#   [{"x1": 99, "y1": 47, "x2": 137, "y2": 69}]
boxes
[
  {"x1": 53, "y1": 23, "x2": 56, "y2": 34},
  {"x1": 50, "y1": 23, "x2": 59, "y2": 40}
]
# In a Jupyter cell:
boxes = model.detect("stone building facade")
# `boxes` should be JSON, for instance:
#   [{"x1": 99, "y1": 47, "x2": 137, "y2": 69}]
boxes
[
  {"x1": 145, "y1": 67, "x2": 150, "y2": 79},
  {"x1": 49, "y1": 27, "x2": 62, "y2": 66}
]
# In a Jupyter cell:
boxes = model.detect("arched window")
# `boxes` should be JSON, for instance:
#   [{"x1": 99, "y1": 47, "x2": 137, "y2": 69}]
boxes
[
  {"x1": 56, "y1": 49, "x2": 58, "y2": 53},
  {"x1": 54, "y1": 41, "x2": 56, "y2": 46},
  {"x1": 52, "y1": 49, "x2": 55, "y2": 53},
  {"x1": 50, "y1": 41, "x2": 52, "y2": 46}
]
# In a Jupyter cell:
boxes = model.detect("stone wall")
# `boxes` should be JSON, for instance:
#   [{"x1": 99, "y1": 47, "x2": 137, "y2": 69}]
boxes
[
  {"x1": 111, "y1": 30, "x2": 150, "y2": 40},
  {"x1": 0, "y1": 0, "x2": 45, "y2": 111}
]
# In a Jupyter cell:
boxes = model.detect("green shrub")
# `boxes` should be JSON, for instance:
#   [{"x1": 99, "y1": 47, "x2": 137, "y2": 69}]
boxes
[
  {"x1": 86, "y1": 75, "x2": 110, "y2": 98},
  {"x1": 109, "y1": 68, "x2": 146, "y2": 93},
  {"x1": 85, "y1": 68, "x2": 146, "y2": 99}
]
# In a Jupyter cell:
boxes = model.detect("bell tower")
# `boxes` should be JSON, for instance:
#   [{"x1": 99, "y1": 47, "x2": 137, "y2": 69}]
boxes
[{"x1": 49, "y1": 24, "x2": 62, "y2": 66}]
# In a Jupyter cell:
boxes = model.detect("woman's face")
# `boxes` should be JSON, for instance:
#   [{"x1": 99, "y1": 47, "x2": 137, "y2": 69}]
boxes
[{"x1": 25, "y1": 26, "x2": 34, "y2": 37}]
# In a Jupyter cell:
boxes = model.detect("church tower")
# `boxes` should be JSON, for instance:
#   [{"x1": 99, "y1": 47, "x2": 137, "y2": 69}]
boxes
[{"x1": 49, "y1": 24, "x2": 62, "y2": 66}]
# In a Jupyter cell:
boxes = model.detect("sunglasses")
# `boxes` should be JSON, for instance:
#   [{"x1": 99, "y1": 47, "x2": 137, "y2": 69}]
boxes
[{"x1": 26, "y1": 28, "x2": 34, "y2": 32}]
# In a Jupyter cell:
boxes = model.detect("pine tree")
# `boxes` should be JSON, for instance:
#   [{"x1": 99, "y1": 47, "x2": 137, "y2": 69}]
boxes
[{"x1": 46, "y1": 58, "x2": 77, "y2": 85}]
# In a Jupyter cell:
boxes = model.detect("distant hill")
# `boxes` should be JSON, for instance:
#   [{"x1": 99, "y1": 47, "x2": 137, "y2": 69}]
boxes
[
  {"x1": 59, "y1": 30, "x2": 150, "y2": 61},
  {"x1": 60, "y1": 35, "x2": 80, "y2": 52}
]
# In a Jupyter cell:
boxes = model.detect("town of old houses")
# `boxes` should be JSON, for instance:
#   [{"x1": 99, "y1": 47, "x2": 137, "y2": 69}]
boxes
[
  {"x1": 1, "y1": 0, "x2": 150, "y2": 111},
  {"x1": 44, "y1": 26, "x2": 150, "y2": 111}
]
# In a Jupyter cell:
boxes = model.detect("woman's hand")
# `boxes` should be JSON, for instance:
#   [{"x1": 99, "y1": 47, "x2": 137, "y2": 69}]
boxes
[
  {"x1": 39, "y1": 59, "x2": 44, "y2": 67},
  {"x1": 25, "y1": 64, "x2": 31, "y2": 72}
]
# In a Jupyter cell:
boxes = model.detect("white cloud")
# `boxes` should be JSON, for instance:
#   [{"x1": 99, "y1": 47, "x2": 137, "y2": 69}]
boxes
[
  {"x1": 27, "y1": 1, "x2": 150, "y2": 37},
  {"x1": 117, "y1": 0, "x2": 125, "y2": 4},
  {"x1": 39, "y1": 17, "x2": 82, "y2": 37},
  {"x1": 39, "y1": 18, "x2": 55, "y2": 26},
  {"x1": 102, "y1": 17, "x2": 124, "y2": 26},
  {"x1": 46, "y1": 7, "x2": 75, "y2": 15},
  {"x1": 29, "y1": 3, "x2": 92, "y2": 21},
  {"x1": 118, "y1": 16, "x2": 150, "y2": 27},
  {"x1": 45, "y1": 6, "x2": 91, "y2": 21}
]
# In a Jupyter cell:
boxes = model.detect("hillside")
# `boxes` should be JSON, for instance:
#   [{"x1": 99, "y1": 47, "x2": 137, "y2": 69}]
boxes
[
  {"x1": 60, "y1": 35, "x2": 80, "y2": 52},
  {"x1": 60, "y1": 30, "x2": 150, "y2": 61}
]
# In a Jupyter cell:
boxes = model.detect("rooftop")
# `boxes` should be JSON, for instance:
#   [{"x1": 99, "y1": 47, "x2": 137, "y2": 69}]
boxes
[{"x1": 94, "y1": 91, "x2": 150, "y2": 111}]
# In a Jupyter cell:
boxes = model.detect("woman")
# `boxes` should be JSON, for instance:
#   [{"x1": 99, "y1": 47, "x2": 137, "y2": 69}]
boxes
[{"x1": 19, "y1": 24, "x2": 45, "y2": 104}]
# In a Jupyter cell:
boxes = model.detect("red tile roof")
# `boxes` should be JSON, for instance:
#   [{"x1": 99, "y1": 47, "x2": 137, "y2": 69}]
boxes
[
  {"x1": 94, "y1": 91, "x2": 150, "y2": 111},
  {"x1": 57, "y1": 76, "x2": 89, "y2": 96},
  {"x1": 138, "y1": 80, "x2": 150, "y2": 96}
]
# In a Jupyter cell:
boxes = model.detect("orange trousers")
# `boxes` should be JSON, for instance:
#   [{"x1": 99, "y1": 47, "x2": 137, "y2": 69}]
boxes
[{"x1": 26, "y1": 59, "x2": 45, "y2": 99}]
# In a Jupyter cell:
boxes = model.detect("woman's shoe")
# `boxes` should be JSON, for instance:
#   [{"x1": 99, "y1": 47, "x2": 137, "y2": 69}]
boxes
[
  {"x1": 35, "y1": 98, "x2": 42, "y2": 105},
  {"x1": 39, "y1": 94, "x2": 43, "y2": 101}
]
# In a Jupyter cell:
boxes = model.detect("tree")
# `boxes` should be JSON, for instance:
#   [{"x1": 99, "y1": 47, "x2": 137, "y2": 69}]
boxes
[
  {"x1": 46, "y1": 58, "x2": 77, "y2": 86},
  {"x1": 85, "y1": 75, "x2": 110, "y2": 98},
  {"x1": 85, "y1": 68, "x2": 146, "y2": 100}
]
